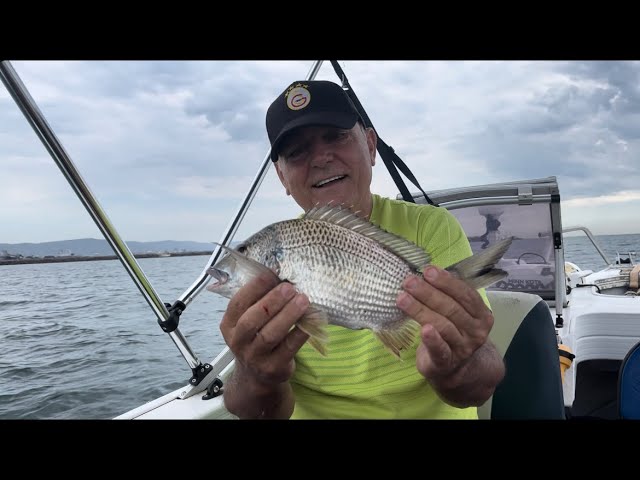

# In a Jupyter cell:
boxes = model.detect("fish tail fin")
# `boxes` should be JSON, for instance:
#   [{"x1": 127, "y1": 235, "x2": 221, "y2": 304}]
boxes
[
  {"x1": 445, "y1": 236, "x2": 513, "y2": 290},
  {"x1": 374, "y1": 319, "x2": 421, "y2": 359},
  {"x1": 297, "y1": 305, "x2": 329, "y2": 356}
]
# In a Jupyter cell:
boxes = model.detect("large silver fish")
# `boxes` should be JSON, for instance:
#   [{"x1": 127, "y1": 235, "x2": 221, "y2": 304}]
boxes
[{"x1": 207, "y1": 205, "x2": 513, "y2": 358}]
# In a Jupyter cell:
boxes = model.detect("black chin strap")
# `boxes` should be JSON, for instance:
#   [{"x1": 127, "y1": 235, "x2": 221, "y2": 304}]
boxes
[{"x1": 330, "y1": 61, "x2": 437, "y2": 206}]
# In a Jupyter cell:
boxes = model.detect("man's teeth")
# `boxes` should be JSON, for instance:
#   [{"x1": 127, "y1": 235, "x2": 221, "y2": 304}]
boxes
[{"x1": 314, "y1": 175, "x2": 345, "y2": 187}]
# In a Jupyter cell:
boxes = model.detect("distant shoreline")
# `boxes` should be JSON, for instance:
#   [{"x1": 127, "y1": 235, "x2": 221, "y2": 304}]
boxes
[{"x1": 0, "y1": 251, "x2": 214, "y2": 266}]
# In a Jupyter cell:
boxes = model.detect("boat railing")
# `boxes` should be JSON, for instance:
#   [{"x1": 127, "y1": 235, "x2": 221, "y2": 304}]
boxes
[
  {"x1": 615, "y1": 251, "x2": 637, "y2": 266},
  {"x1": 563, "y1": 226, "x2": 612, "y2": 266}
]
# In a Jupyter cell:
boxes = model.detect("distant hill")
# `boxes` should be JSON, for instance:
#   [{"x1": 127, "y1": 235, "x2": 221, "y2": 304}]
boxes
[{"x1": 0, "y1": 239, "x2": 216, "y2": 257}]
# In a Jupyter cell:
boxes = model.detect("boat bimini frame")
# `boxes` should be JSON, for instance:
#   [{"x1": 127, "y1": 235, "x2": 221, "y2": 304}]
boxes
[{"x1": 3, "y1": 60, "x2": 426, "y2": 402}]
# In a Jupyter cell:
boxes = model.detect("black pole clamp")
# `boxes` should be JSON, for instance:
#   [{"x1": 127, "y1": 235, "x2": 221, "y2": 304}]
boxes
[
  {"x1": 157, "y1": 300, "x2": 186, "y2": 333},
  {"x1": 189, "y1": 362, "x2": 213, "y2": 387},
  {"x1": 202, "y1": 377, "x2": 224, "y2": 400}
]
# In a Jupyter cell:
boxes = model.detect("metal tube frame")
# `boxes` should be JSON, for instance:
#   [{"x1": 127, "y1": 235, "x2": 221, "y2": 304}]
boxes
[
  {"x1": 563, "y1": 226, "x2": 612, "y2": 266},
  {"x1": 0, "y1": 59, "x2": 324, "y2": 383}
]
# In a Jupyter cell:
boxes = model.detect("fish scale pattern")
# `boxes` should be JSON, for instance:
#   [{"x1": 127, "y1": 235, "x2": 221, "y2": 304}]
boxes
[{"x1": 276, "y1": 219, "x2": 415, "y2": 330}]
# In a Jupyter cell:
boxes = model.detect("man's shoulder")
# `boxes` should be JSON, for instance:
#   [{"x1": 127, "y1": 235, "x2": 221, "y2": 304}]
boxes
[{"x1": 373, "y1": 193, "x2": 449, "y2": 221}]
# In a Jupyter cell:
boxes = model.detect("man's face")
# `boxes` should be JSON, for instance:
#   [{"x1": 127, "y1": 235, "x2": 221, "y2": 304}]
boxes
[{"x1": 274, "y1": 123, "x2": 377, "y2": 217}]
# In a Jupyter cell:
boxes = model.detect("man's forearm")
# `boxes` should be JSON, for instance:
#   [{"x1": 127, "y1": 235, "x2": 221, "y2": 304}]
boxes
[
  {"x1": 429, "y1": 341, "x2": 505, "y2": 409},
  {"x1": 223, "y1": 364, "x2": 295, "y2": 419}
]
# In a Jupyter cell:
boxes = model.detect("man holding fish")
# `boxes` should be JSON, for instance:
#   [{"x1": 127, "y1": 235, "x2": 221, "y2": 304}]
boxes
[{"x1": 210, "y1": 80, "x2": 507, "y2": 419}]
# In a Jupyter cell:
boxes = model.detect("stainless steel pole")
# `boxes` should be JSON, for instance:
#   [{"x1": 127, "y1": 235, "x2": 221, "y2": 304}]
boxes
[
  {"x1": 177, "y1": 60, "x2": 325, "y2": 306},
  {"x1": 0, "y1": 60, "x2": 200, "y2": 369}
]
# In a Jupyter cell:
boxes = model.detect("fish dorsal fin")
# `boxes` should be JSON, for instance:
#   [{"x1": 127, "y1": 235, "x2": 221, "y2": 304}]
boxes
[{"x1": 303, "y1": 204, "x2": 430, "y2": 271}]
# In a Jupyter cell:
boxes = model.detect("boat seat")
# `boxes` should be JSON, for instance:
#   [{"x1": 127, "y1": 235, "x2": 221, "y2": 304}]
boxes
[
  {"x1": 478, "y1": 291, "x2": 566, "y2": 419},
  {"x1": 618, "y1": 339, "x2": 640, "y2": 419}
]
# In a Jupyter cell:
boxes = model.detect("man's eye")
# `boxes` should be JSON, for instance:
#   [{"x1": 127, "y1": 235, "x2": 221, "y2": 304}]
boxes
[
  {"x1": 284, "y1": 146, "x2": 307, "y2": 162},
  {"x1": 326, "y1": 130, "x2": 349, "y2": 143}
]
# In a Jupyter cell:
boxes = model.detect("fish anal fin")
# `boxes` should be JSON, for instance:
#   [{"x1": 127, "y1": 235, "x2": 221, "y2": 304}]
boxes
[
  {"x1": 374, "y1": 319, "x2": 420, "y2": 360},
  {"x1": 296, "y1": 304, "x2": 329, "y2": 356}
]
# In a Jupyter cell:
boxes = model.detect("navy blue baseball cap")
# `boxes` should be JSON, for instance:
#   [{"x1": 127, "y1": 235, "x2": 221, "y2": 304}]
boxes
[{"x1": 266, "y1": 80, "x2": 361, "y2": 161}]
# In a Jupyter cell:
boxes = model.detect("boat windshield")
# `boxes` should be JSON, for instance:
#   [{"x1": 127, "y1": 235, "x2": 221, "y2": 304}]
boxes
[
  {"x1": 405, "y1": 177, "x2": 562, "y2": 303},
  {"x1": 451, "y1": 203, "x2": 556, "y2": 299}
]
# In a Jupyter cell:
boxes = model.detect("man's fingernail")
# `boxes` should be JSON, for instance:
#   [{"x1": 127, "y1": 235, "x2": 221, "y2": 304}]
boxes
[
  {"x1": 424, "y1": 267, "x2": 438, "y2": 280},
  {"x1": 397, "y1": 291, "x2": 411, "y2": 309},
  {"x1": 295, "y1": 294, "x2": 309, "y2": 308},
  {"x1": 404, "y1": 276, "x2": 419, "y2": 290},
  {"x1": 422, "y1": 324, "x2": 433, "y2": 339},
  {"x1": 280, "y1": 283, "x2": 295, "y2": 298}
]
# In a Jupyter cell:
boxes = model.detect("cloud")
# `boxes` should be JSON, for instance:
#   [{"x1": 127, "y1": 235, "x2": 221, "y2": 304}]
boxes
[
  {"x1": 563, "y1": 190, "x2": 640, "y2": 207},
  {"x1": 2, "y1": 60, "x2": 640, "y2": 244},
  {"x1": 172, "y1": 172, "x2": 287, "y2": 201}
]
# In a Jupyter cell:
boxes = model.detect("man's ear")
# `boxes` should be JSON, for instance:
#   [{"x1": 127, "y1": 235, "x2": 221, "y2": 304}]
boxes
[
  {"x1": 366, "y1": 127, "x2": 377, "y2": 166},
  {"x1": 274, "y1": 162, "x2": 291, "y2": 196}
]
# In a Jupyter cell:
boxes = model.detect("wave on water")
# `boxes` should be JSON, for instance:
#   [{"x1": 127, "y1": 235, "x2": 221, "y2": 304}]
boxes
[{"x1": 0, "y1": 300, "x2": 31, "y2": 307}]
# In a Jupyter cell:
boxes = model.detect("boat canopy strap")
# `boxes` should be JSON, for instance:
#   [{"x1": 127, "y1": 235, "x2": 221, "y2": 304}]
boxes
[{"x1": 330, "y1": 61, "x2": 437, "y2": 207}]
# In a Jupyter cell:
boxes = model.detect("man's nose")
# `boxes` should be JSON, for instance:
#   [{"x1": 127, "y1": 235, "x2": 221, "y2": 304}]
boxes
[{"x1": 309, "y1": 139, "x2": 334, "y2": 167}]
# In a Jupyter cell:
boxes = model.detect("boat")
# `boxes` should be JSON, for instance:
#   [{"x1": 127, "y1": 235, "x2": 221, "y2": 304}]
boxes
[
  {"x1": 404, "y1": 179, "x2": 640, "y2": 419},
  {"x1": 560, "y1": 233, "x2": 640, "y2": 418},
  {"x1": 2, "y1": 60, "x2": 638, "y2": 420}
]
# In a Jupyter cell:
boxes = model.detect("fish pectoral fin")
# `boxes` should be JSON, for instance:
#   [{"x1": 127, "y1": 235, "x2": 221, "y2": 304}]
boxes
[
  {"x1": 296, "y1": 304, "x2": 329, "y2": 357},
  {"x1": 374, "y1": 319, "x2": 420, "y2": 360}
]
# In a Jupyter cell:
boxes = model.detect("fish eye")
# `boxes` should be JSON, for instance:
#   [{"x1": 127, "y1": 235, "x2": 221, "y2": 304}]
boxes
[{"x1": 237, "y1": 244, "x2": 247, "y2": 254}]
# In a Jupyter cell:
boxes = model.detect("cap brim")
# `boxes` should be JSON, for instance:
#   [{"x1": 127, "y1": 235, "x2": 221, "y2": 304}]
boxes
[{"x1": 270, "y1": 111, "x2": 359, "y2": 161}]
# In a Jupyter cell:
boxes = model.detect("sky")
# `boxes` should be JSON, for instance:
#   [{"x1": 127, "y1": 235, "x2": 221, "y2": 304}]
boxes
[{"x1": 2, "y1": 60, "x2": 639, "y2": 245}]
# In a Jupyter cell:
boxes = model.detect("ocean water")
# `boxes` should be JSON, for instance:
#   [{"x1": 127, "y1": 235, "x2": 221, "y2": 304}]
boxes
[
  {"x1": 1, "y1": 234, "x2": 638, "y2": 419},
  {"x1": 0, "y1": 255, "x2": 229, "y2": 419}
]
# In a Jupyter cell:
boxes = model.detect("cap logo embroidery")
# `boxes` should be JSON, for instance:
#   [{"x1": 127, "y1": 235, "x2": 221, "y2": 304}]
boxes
[{"x1": 285, "y1": 84, "x2": 311, "y2": 111}]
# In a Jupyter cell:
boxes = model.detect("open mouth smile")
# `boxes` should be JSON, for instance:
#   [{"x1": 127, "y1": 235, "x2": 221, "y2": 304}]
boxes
[{"x1": 313, "y1": 175, "x2": 346, "y2": 188}]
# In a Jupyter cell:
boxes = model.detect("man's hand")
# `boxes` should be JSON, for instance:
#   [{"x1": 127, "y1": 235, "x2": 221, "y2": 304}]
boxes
[
  {"x1": 396, "y1": 266, "x2": 505, "y2": 408},
  {"x1": 220, "y1": 272, "x2": 310, "y2": 418}
]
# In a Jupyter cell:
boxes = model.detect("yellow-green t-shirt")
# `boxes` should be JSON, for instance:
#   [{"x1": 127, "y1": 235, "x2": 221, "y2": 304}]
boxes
[{"x1": 290, "y1": 193, "x2": 490, "y2": 419}]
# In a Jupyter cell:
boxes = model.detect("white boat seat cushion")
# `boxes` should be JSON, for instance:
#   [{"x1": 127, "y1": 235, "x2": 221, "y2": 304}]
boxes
[{"x1": 478, "y1": 291, "x2": 565, "y2": 419}]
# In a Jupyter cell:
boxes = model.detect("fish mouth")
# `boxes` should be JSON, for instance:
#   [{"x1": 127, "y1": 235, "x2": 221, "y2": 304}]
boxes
[
  {"x1": 313, "y1": 175, "x2": 346, "y2": 188},
  {"x1": 207, "y1": 267, "x2": 230, "y2": 288}
]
